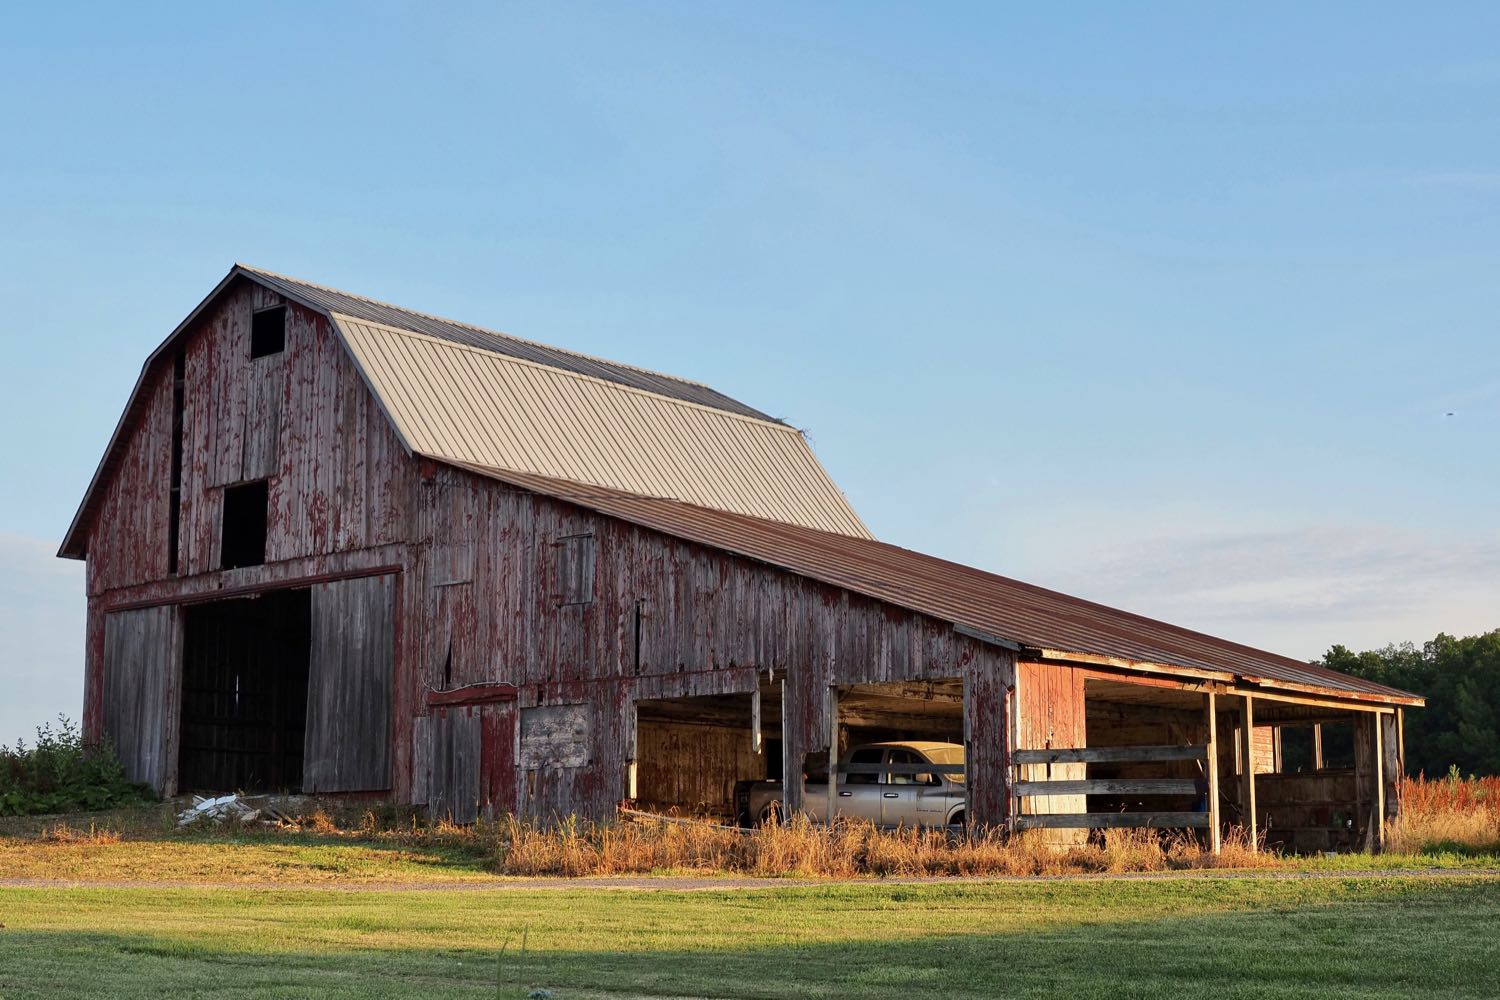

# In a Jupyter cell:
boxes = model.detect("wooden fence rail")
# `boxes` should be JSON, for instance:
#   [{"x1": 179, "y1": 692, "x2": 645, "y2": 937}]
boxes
[
  {"x1": 1013, "y1": 744, "x2": 1208, "y2": 765},
  {"x1": 1013, "y1": 744, "x2": 1210, "y2": 832}
]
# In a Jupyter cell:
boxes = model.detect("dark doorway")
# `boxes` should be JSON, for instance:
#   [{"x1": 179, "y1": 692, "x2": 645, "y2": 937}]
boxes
[{"x1": 179, "y1": 589, "x2": 311, "y2": 792}]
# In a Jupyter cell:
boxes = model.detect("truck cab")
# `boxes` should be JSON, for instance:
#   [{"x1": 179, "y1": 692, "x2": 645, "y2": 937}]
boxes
[{"x1": 736, "y1": 740, "x2": 966, "y2": 829}]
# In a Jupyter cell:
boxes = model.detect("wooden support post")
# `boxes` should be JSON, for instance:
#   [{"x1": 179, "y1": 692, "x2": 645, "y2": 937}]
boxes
[
  {"x1": 1385, "y1": 709, "x2": 1405, "y2": 823},
  {"x1": 1312, "y1": 723, "x2": 1324, "y2": 771},
  {"x1": 826, "y1": 685, "x2": 839, "y2": 826},
  {"x1": 1205, "y1": 690, "x2": 1221, "y2": 855},
  {"x1": 751, "y1": 687, "x2": 762, "y2": 755},
  {"x1": 1239, "y1": 694, "x2": 1257, "y2": 850},
  {"x1": 624, "y1": 701, "x2": 638, "y2": 800},
  {"x1": 779, "y1": 678, "x2": 800, "y2": 818},
  {"x1": 1372, "y1": 714, "x2": 1385, "y2": 851}
]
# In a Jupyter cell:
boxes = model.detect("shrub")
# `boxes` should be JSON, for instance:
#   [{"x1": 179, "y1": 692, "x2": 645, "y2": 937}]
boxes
[{"x1": 0, "y1": 717, "x2": 152, "y2": 817}]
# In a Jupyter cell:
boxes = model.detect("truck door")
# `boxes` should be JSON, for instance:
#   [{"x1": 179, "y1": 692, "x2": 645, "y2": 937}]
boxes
[
  {"x1": 836, "y1": 746, "x2": 886, "y2": 823},
  {"x1": 882, "y1": 748, "x2": 945, "y2": 827}
]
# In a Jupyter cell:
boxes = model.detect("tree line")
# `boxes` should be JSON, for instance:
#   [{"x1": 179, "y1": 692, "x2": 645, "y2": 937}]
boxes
[{"x1": 1322, "y1": 627, "x2": 1500, "y2": 778}]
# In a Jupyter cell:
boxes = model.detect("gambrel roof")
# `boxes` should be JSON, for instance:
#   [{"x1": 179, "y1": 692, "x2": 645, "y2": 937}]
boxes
[{"x1": 59, "y1": 265, "x2": 870, "y2": 557}]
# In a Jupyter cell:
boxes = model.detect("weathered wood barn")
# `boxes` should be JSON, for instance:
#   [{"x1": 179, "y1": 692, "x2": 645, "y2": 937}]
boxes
[{"x1": 61, "y1": 265, "x2": 1423, "y2": 851}]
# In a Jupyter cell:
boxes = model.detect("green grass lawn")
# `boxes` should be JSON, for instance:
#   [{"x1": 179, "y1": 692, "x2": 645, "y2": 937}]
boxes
[{"x1": 1, "y1": 876, "x2": 1497, "y2": 999}]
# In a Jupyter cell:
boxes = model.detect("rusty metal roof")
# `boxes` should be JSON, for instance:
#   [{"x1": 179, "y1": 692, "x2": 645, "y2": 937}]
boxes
[
  {"x1": 453, "y1": 461, "x2": 1422, "y2": 707},
  {"x1": 239, "y1": 265, "x2": 777, "y2": 421},
  {"x1": 336, "y1": 313, "x2": 871, "y2": 537}
]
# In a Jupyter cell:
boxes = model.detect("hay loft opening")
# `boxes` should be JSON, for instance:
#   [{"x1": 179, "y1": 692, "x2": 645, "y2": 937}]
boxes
[
  {"x1": 250, "y1": 306, "x2": 286, "y2": 358},
  {"x1": 220, "y1": 480, "x2": 269, "y2": 569}
]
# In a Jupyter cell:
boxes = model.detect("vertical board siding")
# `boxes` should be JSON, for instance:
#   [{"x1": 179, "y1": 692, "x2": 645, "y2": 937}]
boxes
[
  {"x1": 1017, "y1": 661, "x2": 1087, "y2": 832},
  {"x1": 101, "y1": 605, "x2": 179, "y2": 792},
  {"x1": 429, "y1": 706, "x2": 482, "y2": 823},
  {"x1": 417, "y1": 464, "x2": 1013, "y2": 824},
  {"x1": 87, "y1": 371, "x2": 174, "y2": 594},
  {"x1": 636, "y1": 719, "x2": 763, "y2": 815},
  {"x1": 89, "y1": 280, "x2": 416, "y2": 595},
  {"x1": 304, "y1": 574, "x2": 396, "y2": 792}
]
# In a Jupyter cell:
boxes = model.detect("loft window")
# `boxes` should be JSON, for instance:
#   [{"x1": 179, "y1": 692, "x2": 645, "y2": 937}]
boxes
[
  {"x1": 556, "y1": 533, "x2": 595, "y2": 606},
  {"x1": 221, "y1": 480, "x2": 269, "y2": 569},
  {"x1": 250, "y1": 306, "x2": 286, "y2": 358}
]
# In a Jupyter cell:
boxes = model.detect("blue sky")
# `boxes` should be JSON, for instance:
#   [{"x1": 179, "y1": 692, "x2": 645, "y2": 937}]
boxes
[{"x1": 2, "y1": 3, "x2": 1497, "y2": 744}]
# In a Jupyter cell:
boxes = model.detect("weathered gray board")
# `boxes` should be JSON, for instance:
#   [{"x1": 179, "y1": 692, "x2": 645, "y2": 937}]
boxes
[
  {"x1": 303, "y1": 574, "x2": 395, "y2": 792},
  {"x1": 102, "y1": 605, "x2": 180, "y2": 793},
  {"x1": 519, "y1": 704, "x2": 588, "y2": 768},
  {"x1": 429, "y1": 707, "x2": 481, "y2": 824}
]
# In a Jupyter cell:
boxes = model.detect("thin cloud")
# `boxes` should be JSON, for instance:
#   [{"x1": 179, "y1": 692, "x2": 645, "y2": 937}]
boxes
[
  {"x1": 1036, "y1": 523, "x2": 1500, "y2": 658},
  {"x1": 0, "y1": 534, "x2": 85, "y2": 746}
]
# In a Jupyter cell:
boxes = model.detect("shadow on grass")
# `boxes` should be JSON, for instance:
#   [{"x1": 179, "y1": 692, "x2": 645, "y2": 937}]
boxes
[{"x1": 1, "y1": 881, "x2": 1498, "y2": 999}]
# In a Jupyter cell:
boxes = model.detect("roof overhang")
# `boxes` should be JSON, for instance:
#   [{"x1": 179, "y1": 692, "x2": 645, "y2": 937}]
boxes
[{"x1": 1027, "y1": 647, "x2": 1423, "y2": 709}]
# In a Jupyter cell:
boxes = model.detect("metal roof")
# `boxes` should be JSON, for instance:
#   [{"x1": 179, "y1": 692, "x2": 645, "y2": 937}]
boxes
[
  {"x1": 239, "y1": 265, "x2": 776, "y2": 421},
  {"x1": 60, "y1": 265, "x2": 869, "y2": 557},
  {"x1": 336, "y1": 313, "x2": 871, "y2": 537},
  {"x1": 452, "y1": 461, "x2": 1423, "y2": 707}
]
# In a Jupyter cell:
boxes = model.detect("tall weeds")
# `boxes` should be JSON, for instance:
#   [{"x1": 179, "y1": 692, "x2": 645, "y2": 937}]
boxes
[
  {"x1": 495, "y1": 814, "x2": 1279, "y2": 878},
  {"x1": 1386, "y1": 773, "x2": 1500, "y2": 854}
]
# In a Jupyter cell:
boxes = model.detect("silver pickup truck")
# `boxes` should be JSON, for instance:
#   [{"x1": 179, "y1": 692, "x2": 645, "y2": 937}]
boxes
[{"x1": 735, "y1": 740, "x2": 966, "y2": 829}]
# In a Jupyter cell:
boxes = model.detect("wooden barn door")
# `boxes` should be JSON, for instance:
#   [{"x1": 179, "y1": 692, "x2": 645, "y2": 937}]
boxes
[
  {"x1": 428, "y1": 703, "x2": 518, "y2": 823},
  {"x1": 303, "y1": 574, "x2": 395, "y2": 792},
  {"x1": 102, "y1": 605, "x2": 181, "y2": 794}
]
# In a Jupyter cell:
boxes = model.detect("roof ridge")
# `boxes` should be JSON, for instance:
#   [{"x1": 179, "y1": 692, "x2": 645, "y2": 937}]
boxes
[
  {"x1": 234, "y1": 263, "x2": 722, "y2": 392},
  {"x1": 332, "y1": 312, "x2": 807, "y2": 434}
]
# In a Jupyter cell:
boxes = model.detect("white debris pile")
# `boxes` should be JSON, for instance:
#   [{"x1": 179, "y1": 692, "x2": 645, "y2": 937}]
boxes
[{"x1": 176, "y1": 793, "x2": 296, "y2": 827}]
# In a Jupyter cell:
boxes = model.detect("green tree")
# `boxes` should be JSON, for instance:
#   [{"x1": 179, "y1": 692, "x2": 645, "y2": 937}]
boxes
[{"x1": 1321, "y1": 628, "x2": 1500, "y2": 778}]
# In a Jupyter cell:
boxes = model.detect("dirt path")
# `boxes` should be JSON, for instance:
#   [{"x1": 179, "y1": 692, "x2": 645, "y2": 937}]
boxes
[{"x1": 4, "y1": 868, "x2": 1498, "y2": 892}]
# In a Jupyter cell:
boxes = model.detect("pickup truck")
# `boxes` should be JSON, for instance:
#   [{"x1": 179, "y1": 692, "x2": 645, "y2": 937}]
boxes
[{"x1": 735, "y1": 740, "x2": 966, "y2": 829}]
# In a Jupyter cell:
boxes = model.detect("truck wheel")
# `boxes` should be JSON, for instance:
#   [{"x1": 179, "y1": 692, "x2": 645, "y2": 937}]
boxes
[{"x1": 758, "y1": 802, "x2": 783, "y2": 827}]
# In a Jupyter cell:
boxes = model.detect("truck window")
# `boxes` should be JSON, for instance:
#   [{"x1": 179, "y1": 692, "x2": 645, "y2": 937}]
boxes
[
  {"x1": 888, "y1": 748, "x2": 937, "y2": 786},
  {"x1": 844, "y1": 747, "x2": 884, "y2": 785}
]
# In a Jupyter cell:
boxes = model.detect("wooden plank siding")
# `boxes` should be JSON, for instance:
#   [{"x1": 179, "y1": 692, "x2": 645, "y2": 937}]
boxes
[
  {"x1": 304, "y1": 574, "x2": 397, "y2": 793},
  {"x1": 77, "y1": 275, "x2": 1029, "y2": 825},
  {"x1": 82, "y1": 278, "x2": 423, "y2": 797},
  {"x1": 413, "y1": 462, "x2": 1016, "y2": 824},
  {"x1": 1016, "y1": 660, "x2": 1086, "y2": 837},
  {"x1": 101, "y1": 605, "x2": 180, "y2": 793}
]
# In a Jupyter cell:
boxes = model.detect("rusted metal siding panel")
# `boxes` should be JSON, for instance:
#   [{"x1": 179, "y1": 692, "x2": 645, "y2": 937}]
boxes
[
  {"x1": 338, "y1": 315, "x2": 871, "y2": 538},
  {"x1": 101, "y1": 605, "x2": 179, "y2": 793},
  {"x1": 304, "y1": 574, "x2": 396, "y2": 793}
]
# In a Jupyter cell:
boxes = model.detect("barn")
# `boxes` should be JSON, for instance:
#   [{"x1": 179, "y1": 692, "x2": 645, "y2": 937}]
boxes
[{"x1": 59, "y1": 264, "x2": 1423, "y2": 852}]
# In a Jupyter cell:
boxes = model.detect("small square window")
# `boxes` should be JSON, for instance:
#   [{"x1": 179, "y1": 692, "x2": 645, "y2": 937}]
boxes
[
  {"x1": 250, "y1": 307, "x2": 286, "y2": 358},
  {"x1": 221, "y1": 480, "x2": 269, "y2": 569}
]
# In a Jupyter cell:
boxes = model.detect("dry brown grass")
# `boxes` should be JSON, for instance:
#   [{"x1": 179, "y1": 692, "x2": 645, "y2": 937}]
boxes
[
  {"x1": 35, "y1": 821, "x2": 123, "y2": 845},
  {"x1": 1386, "y1": 774, "x2": 1500, "y2": 854},
  {"x1": 495, "y1": 814, "x2": 1281, "y2": 878}
]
